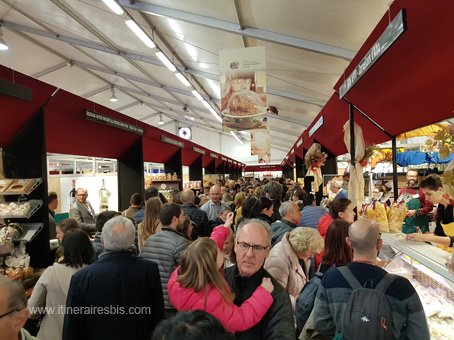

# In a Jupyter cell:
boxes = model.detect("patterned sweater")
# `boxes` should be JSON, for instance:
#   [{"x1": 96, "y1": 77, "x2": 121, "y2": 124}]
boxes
[{"x1": 312, "y1": 262, "x2": 430, "y2": 340}]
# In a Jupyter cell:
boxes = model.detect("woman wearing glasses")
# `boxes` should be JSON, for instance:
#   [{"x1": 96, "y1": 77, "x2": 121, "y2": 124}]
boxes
[
  {"x1": 28, "y1": 229, "x2": 95, "y2": 340},
  {"x1": 167, "y1": 212, "x2": 275, "y2": 333}
]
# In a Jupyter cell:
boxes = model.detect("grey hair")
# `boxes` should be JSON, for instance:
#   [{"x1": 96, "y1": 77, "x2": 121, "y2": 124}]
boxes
[
  {"x1": 279, "y1": 201, "x2": 294, "y2": 217},
  {"x1": 236, "y1": 218, "x2": 272, "y2": 246},
  {"x1": 330, "y1": 181, "x2": 342, "y2": 189},
  {"x1": 262, "y1": 181, "x2": 282, "y2": 200},
  {"x1": 102, "y1": 215, "x2": 135, "y2": 251},
  {"x1": 0, "y1": 276, "x2": 27, "y2": 310}
]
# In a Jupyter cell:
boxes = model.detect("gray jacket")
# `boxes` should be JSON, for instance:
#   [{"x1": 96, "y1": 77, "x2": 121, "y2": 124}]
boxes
[
  {"x1": 69, "y1": 201, "x2": 97, "y2": 233},
  {"x1": 141, "y1": 227, "x2": 189, "y2": 309},
  {"x1": 270, "y1": 219, "x2": 297, "y2": 247}
]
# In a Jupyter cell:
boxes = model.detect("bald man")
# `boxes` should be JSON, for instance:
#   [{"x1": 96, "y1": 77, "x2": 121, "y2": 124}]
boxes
[
  {"x1": 312, "y1": 219, "x2": 429, "y2": 339},
  {"x1": 200, "y1": 185, "x2": 230, "y2": 222},
  {"x1": 0, "y1": 276, "x2": 36, "y2": 340},
  {"x1": 181, "y1": 189, "x2": 209, "y2": 238}
]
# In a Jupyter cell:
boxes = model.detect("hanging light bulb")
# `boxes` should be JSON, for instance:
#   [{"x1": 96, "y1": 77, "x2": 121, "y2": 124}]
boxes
[
  {"x1": 110, "y1": 87, "x2": 118, "y2": 102},
  {"x1": 0, "y1": 28, "x2": 9, "y2": 51},
  {"x1": 158, "y1": 114, "x2": 164, "y2": 125}
]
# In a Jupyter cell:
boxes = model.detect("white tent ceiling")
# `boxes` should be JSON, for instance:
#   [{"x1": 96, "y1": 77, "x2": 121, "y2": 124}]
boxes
[{"x1": 0, "y1": 0, "x2": 390, "y2": 163}]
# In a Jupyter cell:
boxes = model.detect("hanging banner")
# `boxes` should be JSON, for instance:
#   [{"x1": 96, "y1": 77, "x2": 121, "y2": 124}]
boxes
[
  {"x1": 251, "y1": 128, "x2": 271, "y2": 163},
  {"x1": 220, "y1": 46, "x2": 267, "y2": 131}
]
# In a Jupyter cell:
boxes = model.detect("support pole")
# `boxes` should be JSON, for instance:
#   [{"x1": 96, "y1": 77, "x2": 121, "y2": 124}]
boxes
[
  {"x1": 349, "y1": 103, "x2": 356, "y2": 165},
  {"x1": 392, "y1": 136, "x2": 398, "y2": 200}
]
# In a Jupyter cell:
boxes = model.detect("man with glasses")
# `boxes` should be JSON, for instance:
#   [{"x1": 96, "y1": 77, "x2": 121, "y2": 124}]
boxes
[
  {"x1": 0, "y1": 276, "x2": 36, "y2": 340},
  {"x1": 224, "y1": 219, "x2": 295, "y2": 339},
  {"x1": 69, "y1": 188, "x2": 97, "y2": 233}
]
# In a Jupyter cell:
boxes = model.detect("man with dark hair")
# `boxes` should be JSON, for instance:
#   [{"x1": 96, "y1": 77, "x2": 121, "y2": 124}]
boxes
[
  {"x1": 141, "y1": 203, "x2": 189, "y2": 317},
  {"x1": 407, "y1": 174, "x2": 454, "y2": 248},
  {"x1": 122, "y1": 193, "x2": 142, "y2": 219},
  {"x1": 63, "y1": 216, "x2": 164, "y2": 340},
  {"x1": 134, "y1": 187, "x2": 159, "y2": 224},
  {"x1": 398, "y1": 169, "x2": 432, "y2": 234},
  {"x1": 152, "y1": 310, "x2": 234, "y2": 340},
  {"x1": 312, "y1": 219, "x2": 429, "y2": 339},
  {"x1": 48, "y1": 191, "x2": 58, "y2": 239},
  {"x1": 181, "y1": 189, "x2": 209, "y2": 238},
  {"x1": 262, "y1": 181, "x2": 283, "y2": 222},
  {"x1": 0, "y1": 276, "x2": 36, "y2": 339},
  {"x1": 299, "y1": 193, "x2": 327, "y2": 229}
]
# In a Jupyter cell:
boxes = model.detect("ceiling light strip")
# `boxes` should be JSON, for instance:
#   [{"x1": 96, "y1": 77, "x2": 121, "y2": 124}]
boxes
[
  {"x1": 125, "y1": 20, "x2": 156, "y2": 48},
  {"x1": 175, "y1": 72, "x2": 191, "y2": 86},
  {"x1": 230, "y1": 131, "x2": 244, "y2": 144},
  {"x1": 156, "y1": 51, "x2": 176, "y2": 72},
  {"x1": 102, "y1": 0, "x2": 124, "y2": 15}
]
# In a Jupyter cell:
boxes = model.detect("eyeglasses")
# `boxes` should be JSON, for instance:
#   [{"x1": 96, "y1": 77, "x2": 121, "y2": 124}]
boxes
[
  {"x1": 236, "y1": 241, "x2": 269, "y2": 254},
  {"x1": 76, "y1": 194, "x2": 87, "y2": 197},
  {"x1": 0, "y1": 308, "x2": 20, "y2": 319}
]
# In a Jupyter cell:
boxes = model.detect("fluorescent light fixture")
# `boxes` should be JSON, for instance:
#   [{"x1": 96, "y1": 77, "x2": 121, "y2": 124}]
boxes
[
  {"x1": 110, "y1": 88, "x2": 118, "y2": 102},
  {"x1": 191, "y1": 90, "x2": 203, "y2": 101},
  {"x1": 156, "y1": 51, "x2": 176, "y2": 72},
  {"x1": 208, "y1": 107, "x2": 222, "y2": 122},
  {"x1": 0, "y1": 28, "x2": 8, "y2": 51},
  {"x1": 201, "y1": 100, "x2": 211, "y2": 109},
  {"x1": 230, "y1": 131, "x2": 244, "y2": 144},
  {"x1": 158, "y1": 114, "x2": 164, "y2": 125},
  {"x1": 102, "y1": 0, "x2": 124, "y2": 15},
  {"x1": 183, "y1": 115, "x2": 195, "y2": 121},
  {"x1": 175, "y1": 72, "x2": 191, "y2": 87},
  {"x1": 125, "y1": 20, "x2": 156, "y2": 48}
]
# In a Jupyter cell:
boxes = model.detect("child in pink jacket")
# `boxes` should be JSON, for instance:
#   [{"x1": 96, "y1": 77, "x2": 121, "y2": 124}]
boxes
[{"x1": 168, "y1": 212, "x2": 274, "y2": 333}]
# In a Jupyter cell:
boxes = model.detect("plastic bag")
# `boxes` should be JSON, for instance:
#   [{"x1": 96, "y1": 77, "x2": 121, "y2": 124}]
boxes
[
  {"x1": 361, "y1": 200, "x2": 389, "y2": 232},
  {"x1": 387, "y1": 203, "x2": 408, "y2": 232}
]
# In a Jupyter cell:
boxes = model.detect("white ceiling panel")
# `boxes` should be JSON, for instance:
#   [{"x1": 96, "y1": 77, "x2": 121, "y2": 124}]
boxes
[{"x1": 242, "y1": 0, "x2": 389, "y2": 51}]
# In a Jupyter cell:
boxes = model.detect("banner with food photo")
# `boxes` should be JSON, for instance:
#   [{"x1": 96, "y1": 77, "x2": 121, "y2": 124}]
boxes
[
  {"x1": 219, "y1": 46, "x2": 267, "y2": 131},
  {"x1": 251, "y1": 128, "x2": 271, "y2": 163}
]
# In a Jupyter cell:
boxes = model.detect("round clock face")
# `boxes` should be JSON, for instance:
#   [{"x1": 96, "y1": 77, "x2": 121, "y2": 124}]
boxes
[{"x1": 179, "y1": 127, "x2": 192, "y2": 140}]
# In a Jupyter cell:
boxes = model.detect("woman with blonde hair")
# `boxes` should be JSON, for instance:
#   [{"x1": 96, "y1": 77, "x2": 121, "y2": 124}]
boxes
[
  {"x1": 138, "y1": 197, "x2": 162, "y2": 251},
  {"x1": 233, "y1": 192, "x2": 246, "y2": 224},
  {"x1": 168, "y1": 213, "x2": 275, "y2": 333},
  {"x1": 264, "y1": 227, "x2": 324, "y2": 308}
]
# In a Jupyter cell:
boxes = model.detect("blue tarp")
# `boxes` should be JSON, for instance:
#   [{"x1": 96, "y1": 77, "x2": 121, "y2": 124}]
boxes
[{"x1": 396, "y1": 151, "x2": 454, "y2": 166}]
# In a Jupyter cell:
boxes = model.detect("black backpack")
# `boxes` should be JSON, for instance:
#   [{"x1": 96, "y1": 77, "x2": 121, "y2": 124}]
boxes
[
  {"x1": 295, "y1": 270, "x2": 323, "y2": 334},
  {"x1": 337, "y1": 266, "x2": 398, "y2": 340}
]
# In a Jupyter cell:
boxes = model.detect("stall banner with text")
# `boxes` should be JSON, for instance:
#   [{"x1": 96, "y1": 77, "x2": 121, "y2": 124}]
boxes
[{"x1": 220, "y1": 46, "x2": 267, "y2": 132}]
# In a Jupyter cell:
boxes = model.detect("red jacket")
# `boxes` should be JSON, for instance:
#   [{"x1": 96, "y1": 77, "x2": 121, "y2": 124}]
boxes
[
  {"x1": 318, "y1": 213, "x2": 334, "y2": 239},
  {"x1": 315, "y1": 214, "x2": 334, "y2": 269},
  {"x1": 167, "y1": 270, "x2": 273, "y2": 332}
]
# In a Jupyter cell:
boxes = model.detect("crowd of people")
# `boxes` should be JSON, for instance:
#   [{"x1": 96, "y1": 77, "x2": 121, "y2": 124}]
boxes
[{"x1": 4, "y1": 173, "x2": 450, "y2": 340}]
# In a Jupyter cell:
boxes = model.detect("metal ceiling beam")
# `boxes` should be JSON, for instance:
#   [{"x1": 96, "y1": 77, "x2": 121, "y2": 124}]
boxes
[
  {"x1": 119, "y1": 0, "x2": 355, "y2": 60},
  {"x1": 0, "y1": 20, "x2": 327, "y2": 106},
  {"x1": 32, "y1": 62, "x2": 68, "y2": 78},
  {"x1": 267, "y1": 114, "x2": 311, "y2": 127},
  {"x1": 81, "y1": 85, "x2": 111, "y2": 98},
  {"x1": 115, "y1": 100, "x2": 143, "y2": 112}
]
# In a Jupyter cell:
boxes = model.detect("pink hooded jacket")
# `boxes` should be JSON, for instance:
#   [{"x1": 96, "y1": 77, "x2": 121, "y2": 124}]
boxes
[{"x1": 167, "y1": 226, "x2": 273, "y2": 333}]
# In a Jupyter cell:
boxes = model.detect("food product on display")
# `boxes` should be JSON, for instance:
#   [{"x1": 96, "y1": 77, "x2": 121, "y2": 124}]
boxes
[
  {"x1": 362, "y1": 200, "x2": 389, "y2": 232},
  {"x1": 387, "y1": 203, "x2": 408, "y2": 232},
  {"x1": 5, "y1": 267, "x2": 22, "y2": 281},
  {"x1": 0, "y1": 223, "x2": 23, "y2": 243},
  {"x1": 0, "y1": 201, "x2": 31, "y2": 217},
  {"x1": 6, "y1": 179, "x2": 35, "y2": 193},
  {"x1": 0, "y1": 179, "x2": 13, "y2": 192}
]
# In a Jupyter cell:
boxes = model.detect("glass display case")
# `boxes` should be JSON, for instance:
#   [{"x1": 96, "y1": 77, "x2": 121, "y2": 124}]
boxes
[{"x1": 380, "y1": 233, "x2": 454, "y2": 340}]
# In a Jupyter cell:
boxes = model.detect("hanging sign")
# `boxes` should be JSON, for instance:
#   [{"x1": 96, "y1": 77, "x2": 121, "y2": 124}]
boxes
[
  {"x1": 192, "y1": 146, "x2": 206, "y2": 155},
  {"x1": 251, "y1": 128, "x2": 271, "y2": 163},
  {"x1": 309, "y1": 116, "x2": 324, "y2": 137},
  {"x1": 210, "y1": 153, "x2": 218, "y2": 159},
  {"x1": 296, "y1": 138, "x2": 303, "y2": 148},
  {"x1": 85, "y1": 110, "x2": 143, "y2": 134},
  {"x1": 160, "y1": 135, "x2": 184, "y2": 148},
  {"x1": 339, "y1": 9, "x2": 406, "y2": 98},
  {"x1": 220, "y1": 46, "x2": 268, "y2": 132},
  {"x1": 221, "y1": 157, "x2": 228, "y2": 161}
]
